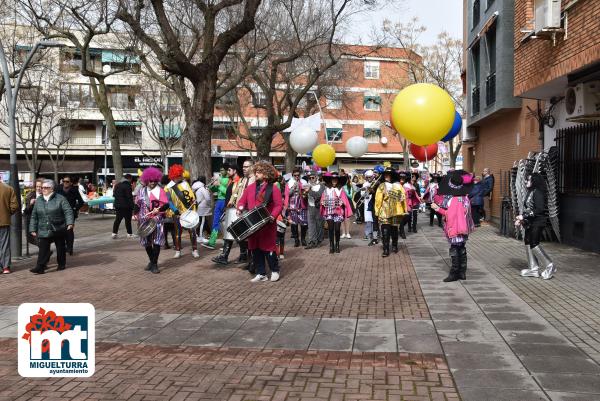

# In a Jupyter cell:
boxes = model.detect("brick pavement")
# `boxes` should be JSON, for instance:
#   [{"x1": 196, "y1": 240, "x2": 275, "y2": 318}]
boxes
[
  {"x1": 0, "y1": 338, "x2": 459, "y2": 401},
  {"x1": 3, "y1": 223, "x2": 428, "y2": 320}
]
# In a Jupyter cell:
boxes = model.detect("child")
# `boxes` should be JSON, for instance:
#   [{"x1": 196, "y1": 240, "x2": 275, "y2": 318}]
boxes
[{"x1": 432, "y1": 170, "x2": 475, "y2": 282}]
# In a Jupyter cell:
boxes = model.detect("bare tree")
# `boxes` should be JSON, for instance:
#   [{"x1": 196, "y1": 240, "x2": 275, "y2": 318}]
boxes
[
  {"x1": 139, "y1": 76, "x2": 183, "y2": 169},
  {"x1": 238, "y1": 0, "x2": 378, "y2": 169},
  {"x1": 45, "y1": 120, "x2": 72, "y2": 183},
  {"x1": 19, "y1": 0, "x2": 141, "y2": 179},
  {"x1": 116, "y1": 0, "x2": 262, "y2": 179},
  {"x1": 384, "y1": 17, "x2": 464, "y2": 168}
]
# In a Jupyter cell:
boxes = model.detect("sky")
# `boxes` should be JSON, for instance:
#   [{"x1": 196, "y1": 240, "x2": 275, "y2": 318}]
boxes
[{"x1": 347, "y1": 0, "x2": 463, "y2": 45}]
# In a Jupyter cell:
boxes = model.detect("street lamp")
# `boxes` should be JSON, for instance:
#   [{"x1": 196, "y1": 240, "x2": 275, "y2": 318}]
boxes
[{"x1": 0, "y1": 39, "x2": 62, "y2": 258}]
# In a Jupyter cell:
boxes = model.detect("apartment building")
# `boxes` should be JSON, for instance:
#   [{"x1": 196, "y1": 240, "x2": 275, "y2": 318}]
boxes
[
  {"x1": 513, "y1": 0, "x2": 600, "y2": 252},
  {"x1": 462, "y1": 0, "x2": 541, "y2": 224},
  {"x1": 0, "y1": 37, "x2": 414, "y2": 183}
]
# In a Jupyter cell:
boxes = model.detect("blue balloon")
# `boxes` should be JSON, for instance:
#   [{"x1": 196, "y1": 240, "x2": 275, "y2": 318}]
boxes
[
  {"x1": 441, "y1": 111, "x2": 462, "y2": 142},
  {"x1": 374, "y1": 165, "x2": 385, "y2": 174},
  {"x1": 307, "y1": 151, "x2": 313, "y2": 157}
]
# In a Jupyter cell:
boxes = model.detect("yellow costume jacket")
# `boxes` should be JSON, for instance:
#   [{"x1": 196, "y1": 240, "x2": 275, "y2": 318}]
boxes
[
  {"x1": 375, "y1": 182, "x2": 407, "y2": 219},
  {"x1": 167, "y1": 181, "x2": 197, "y2": 213}
]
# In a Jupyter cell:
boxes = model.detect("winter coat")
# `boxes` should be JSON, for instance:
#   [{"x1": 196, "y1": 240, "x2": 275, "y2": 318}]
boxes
[
  {"x1": 468, "y1": 183, "x2": 486, "y2": 206},
  {"x1": 237, "y1": 181, "x2": 283, "y2": 252},
  {"x1": 29, "y1": 193, "x2": 74, "y2": 238},
  {"x1": 523, "y1": 189, "x2": 546, "y2": 228},
  {"x1": 437, "y1": 195, "x2": 474, "y2": 239},
  {"x1": 482, "y1": 175, "x2": 495, "y2": 196},
  {"x1": 0, "y1": 182, "x2": 18, "y2": 227},
  {"x1": 192, "y1": 181, "x2": 213, "y2": 216},
  {"x1": 113, "y1": 179, "x2": 135, "y2": 209}
]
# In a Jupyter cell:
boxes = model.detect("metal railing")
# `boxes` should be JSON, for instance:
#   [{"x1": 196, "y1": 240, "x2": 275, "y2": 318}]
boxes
[
  {"x1": 556, "y1": 121, "x2": 600, "y2": 196},
  {"x1": 485, "y1": 73, "x2": 496, "y2": 106},
  {"x1": 471, "y1": 86, "x2": 480, "y2": 115}
]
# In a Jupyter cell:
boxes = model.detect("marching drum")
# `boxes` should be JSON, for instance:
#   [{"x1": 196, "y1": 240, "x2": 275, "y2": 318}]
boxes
[
  {"x1": 222, "y1": 208, "x2": 239, "y2": 241},
  {"x1": 180, "y1": 209, "x2": 200, "y2": 229},
  {"x1": 137, "y1": 218, "x2": 157, "y2": 237},
  {"x1": 227, "y1": 205, "x2": 271, "y2": 241},
  {"x1": 277, "y1": 220, "x2": 287, "y2": 234}
]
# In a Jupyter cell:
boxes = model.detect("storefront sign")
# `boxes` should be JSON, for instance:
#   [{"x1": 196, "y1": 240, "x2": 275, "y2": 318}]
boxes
[{"x1": 133, "y1": 157, "x2": 162, "y2": 167}]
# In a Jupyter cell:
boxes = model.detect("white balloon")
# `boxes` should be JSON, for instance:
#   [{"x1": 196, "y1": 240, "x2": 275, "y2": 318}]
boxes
[
  {"x1": 380, "y1": 136, "x2": 388, "y2": 145},
  {"x1": 345, "y1": 136, "x2": 369, "y2": 158},
  {"x1": 290, "y1": 126, "x2": 318, "y2": 154}
]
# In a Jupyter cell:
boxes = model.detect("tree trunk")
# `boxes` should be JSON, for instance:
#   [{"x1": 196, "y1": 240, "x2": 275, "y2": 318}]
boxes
[
  {"x1": 184, "y1": 75, "x2": 218, "y2": 179},
  {"x1": 255, "y1": 127, "x2": 275, "y2": 161},
  {"x1": 93, "y1": 79, "x2": 123, "y2": 180},
  {"x1": 401, "y1": 139, "x2": 410, "y2": 170},
  {"x1": 283, "y1": 134, "x2": 297, "y2": 172}
]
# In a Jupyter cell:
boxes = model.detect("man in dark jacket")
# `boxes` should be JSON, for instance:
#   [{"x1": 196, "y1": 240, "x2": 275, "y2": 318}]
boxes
[
  {"x1": 469, "y1": 176, "x2": 485, "y2": 227},
  {"x1": 112, "y1": 174, "x2": 135, "y2": 239},
  {"x1": 481, "y1": 168, "x2": 495, "y2": 222},
  {"x1": 56, "y1": 175, "x2": 84, "y2": 255}
]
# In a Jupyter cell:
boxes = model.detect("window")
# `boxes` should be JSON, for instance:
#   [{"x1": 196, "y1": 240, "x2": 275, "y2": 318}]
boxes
[
  {"x1": 472, "y1": 0, "x2": 481, "y2": 28},
  {"x1": 485, "y1": 23, "x2": 497, "y2": 106},
  {"x1": 20, "y1": 123, "x2": 40, "y2": 141},
  {"x1": 117, "y1": 126, "x2": 142, "y2": 145},
  {"x1": 59, "y1": 83, "x2": 97, "y2": 108},
  {"x1": 326, "y1": 128, "x2": 343, "y2": 142},
  {"x1": 363, "y1": 128, "x2": 381, "y2": 143},
  {"x1": 59, "y1": 48, "x2": 101, "y2": 73},
  {"x1": 364, "y1": 93, "x2": 381, "y2": 111},
  {"x1": 364, "y1": 61, "x2": 380, "y2": 79},
  {"x1": 160, "y1": 91, "x2": 180, "y2": 116},
  {"x1": 252, "y1": 89, "x2": 268, "y2": 108},
  {"x1": 212, "y1": 122, "x2": 236, "y2": 140},
  {"x1": 159, "y1": 124, "x2": 182, "y2": 139},
  {"x1": 470, "y1": 42, "x2": 481, "y2": 115},
  {"x1": 20, "y1": 86, "x2": 41, "y2": 102},
  {"x1": 108, "y1": 86, "x2": 138, "y2": 110}
]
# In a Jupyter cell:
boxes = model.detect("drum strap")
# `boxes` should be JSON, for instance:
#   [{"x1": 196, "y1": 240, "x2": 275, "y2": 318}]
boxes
[
  {"x1": 172, "y1": 185, "x2": 192, "y2": 210},
  {"x1": 256, "y1": 182, "x2": 273, "y2": 207}
]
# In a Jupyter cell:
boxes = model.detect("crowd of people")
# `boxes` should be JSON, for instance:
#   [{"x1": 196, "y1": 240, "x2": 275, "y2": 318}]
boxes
[{"x1": 0, "y1": 161, "x2": 556, "y2": 282}]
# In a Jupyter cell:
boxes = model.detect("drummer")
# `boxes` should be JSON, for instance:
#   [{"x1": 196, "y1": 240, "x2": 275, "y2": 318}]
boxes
[
  {"x1": 237, "y1": 161, "x2": 283, "y2": 283},
  {"x1": 212, "y1": 163, "x2": 240, "y2": 265},
  {"x1": 134, "y1": 167, "x2": 171, "y2": 274},
  {"x1": 166, "y1": 164, "x2": 199, "y2": 259}
]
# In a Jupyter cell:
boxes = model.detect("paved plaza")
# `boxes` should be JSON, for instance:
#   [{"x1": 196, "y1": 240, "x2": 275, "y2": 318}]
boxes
[{"x1": 1, "y1": 214, "x2": 600, "y2": 400}]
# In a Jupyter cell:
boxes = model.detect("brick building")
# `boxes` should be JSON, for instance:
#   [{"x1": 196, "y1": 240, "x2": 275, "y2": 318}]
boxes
[
  {"x1": 513, "y1": 0, "x2": 600, "y2": 252},
  {"x1": 462, "y1": 0, "x2": 542, "y2": 224}
]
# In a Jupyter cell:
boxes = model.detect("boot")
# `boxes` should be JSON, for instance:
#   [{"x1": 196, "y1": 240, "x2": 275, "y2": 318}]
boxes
[
  {"x1": 329, "y1": 239, "x2": 335, "y2": 254},
  {"x1": 246, "y1": 250, "x2": 256, "y2": 275},
  {"x1": 443, "y1": 247, "x2": 460, "y2": 282},
  {"x1": 291, "y1": 224, "x2": 300, "y2": 247},
  {"x1": 391, "y1": 226, "x2": 399, "y2": 253},
  {"x1": 400, "y1": 224, "x2": 407, "y2": 239},
  {"x1": 458, "y1": 246, "x2": 467, "y2": 280},
  {"x1": 532, "y1": 245, "x2": 555, "y2": 280},
  {"x1": 381, "y1": 227, "x2": 390, "y2": 257},
  {"x1": 145, "y1": 246, "x2": 153, "y2": 270},
  {"x1": 236, "y1": 241, "x2": 249, "y2": 264},
  {"x1": 202, "y1": 229, "x2": 218, "y2": 250},
  {"x1": 520, "y1": 245, "x2": 540, "y2": 278},
  {"x1": 301, "y1": 225, "x2": 308, "y2": 247},
  {"x1": 30, "y1": 266, "x2": 45, "y2": 274},
  {"x1": 368, "y1": 232, "x2": 378, "y2": 246},
  {"x1": 212, "y1": 240, "x2": 233, "y2": 265},
  {"x1": 150, "y1": 245, "x2": 160, "y2": 273}
]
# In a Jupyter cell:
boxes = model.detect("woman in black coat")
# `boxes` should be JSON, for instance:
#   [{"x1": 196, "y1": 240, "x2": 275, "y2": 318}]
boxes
[{"x1": 516, "y1": 173, "x2": 555, "y2": 279}]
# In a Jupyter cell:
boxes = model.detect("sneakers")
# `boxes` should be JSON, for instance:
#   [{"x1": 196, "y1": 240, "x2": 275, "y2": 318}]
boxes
[
  {"x1": 279, "y1": 254, "x2": 285, "y2": 260},
  {"x1": 201, "y1": 243, "x2": 216, "y2": 250},
  {"x1": 197, "y1": 237, "x2": 209, "y2": 245},
  {"x1": 250, "y1": 274, "x2": 268, "y2": 283},
  {"x1": 127, "y1": 234, "x2": 137, "y2": 239},
  {"x1": 111, "y1": 233, "x2": 118, "y2": 239},
  {"x1": 346, "y1": 234, "x2": 351, "y2": 239},
  {"x1": 270, "y1": 272, "x2": 280, "y2": 282},
  {"x1": 192, "y1": 250, "x2": 200, "y2": 258},
  {"x1": 2, "y1": 267, "x2": 10, "y2": 274},
  {"x1": 174, "y1": 251, "x2": 181, "y2": 258}
]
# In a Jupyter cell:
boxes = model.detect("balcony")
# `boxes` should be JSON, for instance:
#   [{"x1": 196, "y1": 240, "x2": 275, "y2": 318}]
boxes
[
  {"x1": 486, "y1": 73, "x2": 496, "y2": 107},
  {"x1": 472, "y1": 86, "x2": 481, "y2": 116}
]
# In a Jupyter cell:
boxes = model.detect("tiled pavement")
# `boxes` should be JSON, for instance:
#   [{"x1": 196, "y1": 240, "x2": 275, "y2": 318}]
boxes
[
  {"x1": 412, "y1": 224, "x2": 600, "y2": 401},
  {"x1": 3, "y1": 216, "x2": 600, "y2": 400}
]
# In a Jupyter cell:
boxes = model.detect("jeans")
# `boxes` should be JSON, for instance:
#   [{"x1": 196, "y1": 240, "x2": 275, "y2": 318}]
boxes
[
  {"x1": 471, "y1": 205, "x2": 483, "y2": 226},
  {"x1": 211, "y1": 199, "x2": 226, "y2": 232},
  {"x1": 36, "y1": 233, "x2": 67, "y2": 270},
  {"x1": 113, "y1": 207, "x2": 133, "y2": 235},
  {"x1": 253, "y1": 249, "x2": 279, "y2": 275}
]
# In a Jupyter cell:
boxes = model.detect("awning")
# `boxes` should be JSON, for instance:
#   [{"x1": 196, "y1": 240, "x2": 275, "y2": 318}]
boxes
[
  {"x1": 159, "y1": 124, "x2": 182, "y2": 139},
  {"x1": 102, "y1": 50, "x2": 140, "y2": 64},
  {"x1": 102, "y1": 121, "x2": 142, "y2": 127},
  {"x1": 0, "y1": 159, "x2": 94, "y2": 175}
]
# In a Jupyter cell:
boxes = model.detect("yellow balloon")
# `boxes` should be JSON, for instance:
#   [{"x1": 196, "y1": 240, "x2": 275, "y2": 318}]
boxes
[
  {"x1": 312, "y1": 144, "x2": 336, "y2": 167},
  {"x1": 391, "y1": 83, "x2": 455, "y2": 146}
]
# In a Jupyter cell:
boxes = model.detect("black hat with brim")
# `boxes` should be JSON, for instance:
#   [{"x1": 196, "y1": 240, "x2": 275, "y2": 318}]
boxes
[
  {"x1": 382, "y1": 168, "x2": 400, "y2": 183},
  {"x1": 438, "y1": 170, "x2": 474, "y2": 196},
  {"x1": 322, "y1": 172, "x2": 348, "y2": 187}
]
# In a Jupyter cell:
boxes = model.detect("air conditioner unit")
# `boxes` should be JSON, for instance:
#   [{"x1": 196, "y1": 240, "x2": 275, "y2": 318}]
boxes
[
  {"x1": 534, "y1": 0, "x2": 562, "y2": 33},
  {"x1": 565, "y1": 81, "x2": 600, "y2": 122}
]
